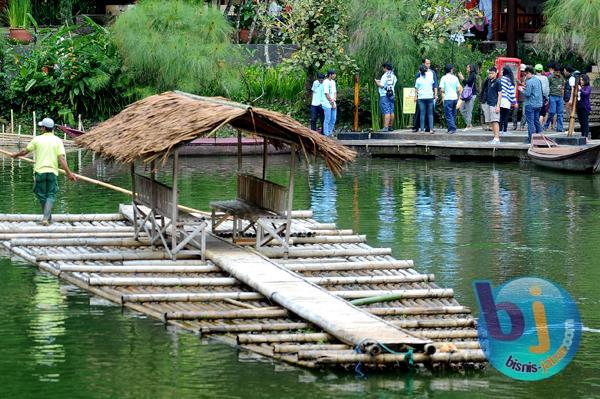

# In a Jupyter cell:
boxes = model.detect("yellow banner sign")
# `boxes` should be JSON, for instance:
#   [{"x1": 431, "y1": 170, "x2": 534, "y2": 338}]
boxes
[{"x1": 402, "y1": 88, "x2": 417, "y2": 114}]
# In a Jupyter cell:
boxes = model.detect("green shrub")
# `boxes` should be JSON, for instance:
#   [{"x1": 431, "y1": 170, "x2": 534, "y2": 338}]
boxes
[
  {"x1": 5, "y1": 0, "x2": 32, "y2": 28},
  {"x1": 111, "y1": 0, "x2": 243, "y2": 98},
  {"x1": 2, "y1": 18, "x2": 130, "y2": 125}
]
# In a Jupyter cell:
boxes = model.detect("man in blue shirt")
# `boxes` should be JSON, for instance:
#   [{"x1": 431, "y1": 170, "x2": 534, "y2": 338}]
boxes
[{"x1": 523, "y1": 66, "x2": 544, "y2": 143}]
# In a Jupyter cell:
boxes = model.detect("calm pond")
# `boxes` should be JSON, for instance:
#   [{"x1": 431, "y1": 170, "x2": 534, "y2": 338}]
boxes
[{"x1": 0, "y1": 154, "x2": 598, "y2": 398}]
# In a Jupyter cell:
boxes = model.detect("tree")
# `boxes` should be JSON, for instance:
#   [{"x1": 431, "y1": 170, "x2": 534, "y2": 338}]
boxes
[
  {"x1": 541, "y1": 0, "x2": 600, "y2": 66},
  {"x1": 277, "y1": 0, "x2": 357, "y2": 89}
]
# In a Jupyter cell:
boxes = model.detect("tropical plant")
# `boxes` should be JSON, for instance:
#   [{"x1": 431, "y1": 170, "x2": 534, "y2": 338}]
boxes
[
  {"x1": 5, "y1": 0, "x2": 32, "y2": 29},
  {"x1": 277, "y1": 0, "x2": 357, "y2": 89},
  {"x1": 3, "y1": 17, "x2": 130, "y2": 124},
  {"x1": 111, "y1": 0, "x2": 243, "y2": 98},
  {"x1": 541, "y1": 0, "x2": 600, "y2": 65}
]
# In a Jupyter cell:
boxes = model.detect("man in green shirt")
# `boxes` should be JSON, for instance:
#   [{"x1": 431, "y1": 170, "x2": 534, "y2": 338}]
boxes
[{"x1": 12, "y1": 118, "x2": 77, "y2": 225}]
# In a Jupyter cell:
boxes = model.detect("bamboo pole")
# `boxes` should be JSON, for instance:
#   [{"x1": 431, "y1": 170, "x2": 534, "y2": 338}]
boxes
[
  {"x1": 272, "y1": 344, "x2": 350, "y2": 353},
  {"x1": 122, "y1": 259, "x2": 207, "y2": 266},
  {"x1": 33, "y1": 112, "x2": 36, "y2": 136},
  {"x1": 87, "y1": 273, "x2": 434, "y2": 287},
  {"x1": 568, "y1": 81, "x2": 580, "y2": 136},
  {"x1": 10, "y1": 109, "x2": 14, "y2": 134},
  {"x1": 122, "y1": 292, "x2": 264, "y2": 303},
  {"x1": 200, "y1": 322, "x2": 308, "y2": 334},
  {"x1": 0, "y1": 213, "x2": 124, "y2": 222},
  {"x1": 165, "y1": 308, "x2": 288, "y2": 320},
  {"x1": 11, "y1": 238, "x2": 150, "y2": 247},
  {"x1": 58, "y1": 264, "x2": 217, "y2": 273},
  {"x1": 284, "y1": 260, "x2": 414, "y2": 272},
  {"x1": 0, "y1": 232, "x2": 143, "y2": 240},
  {"x1": 1, "y1": 225, "x2": 133, "y2": 234},
  {"x1": 89, "y1": 276, "x2": 239, "y2": 286},
  {"x1": 301, "y1": 349, "x2": 487, "y2": 364},
  {"x1": 237, "y1": 333, "x2": 330, "y2": 344},
  {"x1": 335, "y1": 289, "x2": 454, "y2": 300},
  {"x1": 284, "y1": 235, "x2": 366, "y2": 245},
  {"x1": 36, "y1": 250, "x2": 200, "y2": 262},
  {"x1": 259, "y1": 247, "x2": 393, "y2": 258},
  {"x1": 368, "y1": 306, "x2": 470, "y2": 316},
  {"x1": 351, "y1": 290, "x2": 459, "y2": 306}
]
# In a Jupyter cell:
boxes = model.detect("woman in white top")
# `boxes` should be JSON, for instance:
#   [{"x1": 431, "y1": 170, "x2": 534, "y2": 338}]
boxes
[{"x1": 415, "y1": 64, "x2": 435, "y2": 133}]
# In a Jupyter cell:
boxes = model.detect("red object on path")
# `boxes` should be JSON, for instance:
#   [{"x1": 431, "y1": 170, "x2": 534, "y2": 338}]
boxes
[{"x1": 495, "y1": 57, "x2": 522, "y2": 100}]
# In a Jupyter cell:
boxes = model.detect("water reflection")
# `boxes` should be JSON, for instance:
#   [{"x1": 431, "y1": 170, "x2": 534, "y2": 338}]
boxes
[
  {"x1": 309, "y1": 165, "x2": 337, "y2": 223},
  {"x1": 29, "y1": 274, "x2": 66, "y2": 382}
]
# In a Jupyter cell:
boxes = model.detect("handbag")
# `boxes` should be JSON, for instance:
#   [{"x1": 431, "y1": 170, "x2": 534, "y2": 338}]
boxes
[{"x1": 461, "y1": 85, "x2": 474, "y2": 101}]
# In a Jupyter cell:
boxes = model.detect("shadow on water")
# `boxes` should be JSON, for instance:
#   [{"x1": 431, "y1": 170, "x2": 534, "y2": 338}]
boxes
[{"x1": 0, "y1": 152, "x2": 599, "y2": 398}]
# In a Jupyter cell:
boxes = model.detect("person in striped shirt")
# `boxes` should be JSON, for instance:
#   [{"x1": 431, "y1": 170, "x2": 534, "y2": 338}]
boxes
[{"x1": 499, "y1": 66, "x2": 517, "y2": 134}]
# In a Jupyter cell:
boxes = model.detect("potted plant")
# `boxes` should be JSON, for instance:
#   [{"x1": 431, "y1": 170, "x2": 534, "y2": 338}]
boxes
[
  {"x1": 237, "y1": 1, "x2": 255, "y2": 43},
  {"x1": 5, "y1": 0, "x2": 33, "y2": 43}
]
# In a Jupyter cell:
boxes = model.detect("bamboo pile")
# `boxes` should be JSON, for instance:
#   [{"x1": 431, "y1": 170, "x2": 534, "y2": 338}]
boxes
[{"x1": 0, "y1": 207, "x2": 486, "y2": 371}]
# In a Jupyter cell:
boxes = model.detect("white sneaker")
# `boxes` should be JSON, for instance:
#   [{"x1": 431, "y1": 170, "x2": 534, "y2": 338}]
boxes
[{"x1": 489, "y1": 138, "x2": 500, "y2": 144}]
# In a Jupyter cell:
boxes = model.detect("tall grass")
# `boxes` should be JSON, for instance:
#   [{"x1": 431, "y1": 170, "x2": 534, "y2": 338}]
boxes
[
  {"x1": 111, "y1": 0, "x2": 243, "y2": 98},
  {"x1": 5, "y1": 0, "x2": 31, "y2": 28}
]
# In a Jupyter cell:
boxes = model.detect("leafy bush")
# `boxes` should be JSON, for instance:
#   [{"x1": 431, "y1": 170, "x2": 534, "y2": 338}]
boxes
[
  {"x1": 2, "y1": 18, "x2": 130, "y2": 125},
  {"x1": 5, "y1": 0, "x2": 32, "y2": 28},
  {"x1": 111, "y1": 0, "x2": 243, "y2": 98}
]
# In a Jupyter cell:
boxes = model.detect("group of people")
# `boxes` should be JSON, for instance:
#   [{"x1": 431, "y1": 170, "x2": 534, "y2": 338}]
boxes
[
  {"x1": 480, "y1": 62, "x2": 593, "y2": 143},
  {"x1": 410, "y1": 59, "x2": 593, "y2": 143},
  {"x1": 309, "y1": 70, "x2": 338, "y2": 137}
]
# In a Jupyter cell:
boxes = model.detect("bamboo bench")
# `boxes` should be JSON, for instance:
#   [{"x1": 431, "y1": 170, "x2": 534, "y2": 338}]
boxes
[
  {"x1": 210, "y1": 174, "x2": 290, "y2": 251},
  {"x1": 133, "y1": 174, "x2": 207, "y2": 260}
]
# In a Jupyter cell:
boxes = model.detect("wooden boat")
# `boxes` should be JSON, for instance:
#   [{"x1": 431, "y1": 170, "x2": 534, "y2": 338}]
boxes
[
  {"x1": 527, "y1": 135, "x2": 600, "y2": 174},
  {"x1": 57, "y1": 125, "x2": 290, "y2": 156}
]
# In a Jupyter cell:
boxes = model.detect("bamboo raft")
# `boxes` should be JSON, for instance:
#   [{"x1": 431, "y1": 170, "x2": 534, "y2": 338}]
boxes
[{"x1": 0, "y1": 209, "x2": 486, "y2": 371}]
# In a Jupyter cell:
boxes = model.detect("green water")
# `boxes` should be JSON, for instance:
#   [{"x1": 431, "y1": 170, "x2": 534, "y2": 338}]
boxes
[{"x1": 0, "y1": 153, "x2": 599, "y2": 398}]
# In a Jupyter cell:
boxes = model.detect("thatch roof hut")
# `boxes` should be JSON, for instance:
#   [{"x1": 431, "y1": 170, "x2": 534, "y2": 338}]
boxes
[{"x1": 75, "y1": 91, "x2": 356, "y2": 175}]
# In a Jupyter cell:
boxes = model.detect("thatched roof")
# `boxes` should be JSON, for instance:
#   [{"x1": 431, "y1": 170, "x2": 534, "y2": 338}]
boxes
[{"x1": 75, "y1": 91, "x2": 356, "y2": 175}]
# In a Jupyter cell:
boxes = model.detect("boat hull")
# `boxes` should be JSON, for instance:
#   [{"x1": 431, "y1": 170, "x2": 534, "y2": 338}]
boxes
[{"x1": 527, "y1": 144, "x2": 600, "y2": 174}]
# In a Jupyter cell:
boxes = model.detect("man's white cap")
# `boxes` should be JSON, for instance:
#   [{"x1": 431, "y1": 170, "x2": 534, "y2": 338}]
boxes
[
  {"x1": 520, "y1": 64, "x2": 526, "y2": 71},
  {"x1": 38, "y1": 118, "x2": 55, "y2": 129}
]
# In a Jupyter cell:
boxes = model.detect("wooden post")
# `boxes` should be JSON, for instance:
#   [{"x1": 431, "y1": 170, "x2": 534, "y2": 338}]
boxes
[
  {"x1": 237, "y1": 130, "x2": 242, "y2": 173},
  {"x1": 33, "y1": 111, "x2": 36, "y2": 136},
  {"x1": 10, "y1": 109, "x2": 14, "y2": 134},
  {"x1": 78, "y1": 114, "x2": 83, "y2": 131},
  {"x1": 284, "y1": 144, "x2": 296, "y2": 256},
  {"x1": 353, "y1": 73, "x2": 360, "y2": 132},
  {"x1": 506, "y1": 0, "x2": 517, "y2": 57},
  {"x1": 492, "y1": 0, "x2": 501, "y2": 41},
  {"x1": 262, "y1": 138, "x2": 268, "y2": 180},
  {"x1": 150, "y1": 160, "x2": 156, "y2": 244},
  {"x1": 131, "y1": 163, "x2": 138, "y2": 240},
  {"x1": 568, "y1": 82, "x2": 580, "y2": 136},
  {"x1": 171, "y1": 150, "x2": 179, "y2": 259}
]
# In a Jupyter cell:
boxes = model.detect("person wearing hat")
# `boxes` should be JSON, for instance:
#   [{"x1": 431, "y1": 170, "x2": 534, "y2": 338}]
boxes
[
  {"x1": 310, "y1": 72, "x2": 325, "y2": 132},
  {"x1": 11, "y1": 117, "x2": 77, "y2": 225},
  {"x1": 534, "y1": 64, "x2": 550, "y2": 126},
  {"x1": 513, "y1": 64, "x2": 528, "y2": 130},
  {"x1": 321, "y1": 69, "x2": 337, "y2": 137}
]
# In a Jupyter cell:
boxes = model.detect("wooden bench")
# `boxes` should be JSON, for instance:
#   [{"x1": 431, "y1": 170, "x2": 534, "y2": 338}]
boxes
[
  {"x1": 133, "y1": 174, "x2": 207, "y2": 260},
  {"x1": 210, "y1": 174, "x2": 290, "y2": 251}
]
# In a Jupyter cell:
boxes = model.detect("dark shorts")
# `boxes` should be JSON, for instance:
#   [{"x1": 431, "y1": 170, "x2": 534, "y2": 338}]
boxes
[
  {"x1": 380, "y1": 95, "x2": 395, "y2": 115},
  {"x1": 34, "y1": 172, "x2": 58, "y2": 203}
]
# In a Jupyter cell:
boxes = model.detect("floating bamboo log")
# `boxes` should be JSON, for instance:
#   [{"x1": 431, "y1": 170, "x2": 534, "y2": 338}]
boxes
[
  {"x1": 199, "y1": 322, "x2": 308, "y2": 334},
  {"x1": 284, "y1": 235, "x2": 366, "y2": 245},
  {"x1": 289, "y1": 210, "x2": 313, "y2": 218},
  {"x1": 284, "y1": 259, "x2": 414, "y2": 272},
  {"x1": 122, "y1": 259, "x2": 206, "y2": 266},
  {"x1": 308, "y1": 223, "x2": 337, "y2": 230},
  {"x1": 0, "y1": 213, "x2": 124, "y2": 222},
  {"x1": 368, "y1": 306, "x2": 470, "y2": 316},
  {"x1": 1, "y1": 225, "x2": 134, "y2": 234},
  {"x1": 260, "y1": 247, "x2": 392, "y2": 258},
  {"x1": 87, "y1": 273, "x2": 434, "y2": 287},
  {"x1": 11, "y1": 238, "x2": 150, "y2": 247},
  {"x1": 272, "y1": 344, "x2": 350, "y2": 353},
  {"x1": 165, "y1": 308, "x2": 288, "y2": 320},
  {"x1": 302, "y1": 229, "x2": 354, "y2": 236},
  {"x1": 334, "y1": 289, "x2": 454, "y2": 300},
  {"x1": 0, "y1": 232, "x2": 144, "y2": 240},
  {"x1": 58, "y1": 264, "x2": 217, "y2": 273},
  {"x1": 36, "y1": 250, "x2": 200, "y2": 262},
  {"x1": 299, "y1": 349, "x2": 487, "y2": 364},
  {"x1": 89, "y1": 276, "x2": 239, "y2": 287},
  {"x1": 122, "y1": 292, "x2": 264, "y2": 303},
  {"x1": 237, "y1": 333, "x2": 330, "y2": 344}
]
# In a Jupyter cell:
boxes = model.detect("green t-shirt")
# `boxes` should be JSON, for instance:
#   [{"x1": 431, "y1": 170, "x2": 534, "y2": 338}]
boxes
[
  {"x1": 26, "y1": 133, "x2": 66, "y2": 175},
  {"x1": 548, "y1": 75, "x2": 564, "y2": 97}
]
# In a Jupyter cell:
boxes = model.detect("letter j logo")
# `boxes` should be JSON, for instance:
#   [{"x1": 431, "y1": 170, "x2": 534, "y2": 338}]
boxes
[{"x1": 473, "y1": 277, "x2": 582, "y2": 381}]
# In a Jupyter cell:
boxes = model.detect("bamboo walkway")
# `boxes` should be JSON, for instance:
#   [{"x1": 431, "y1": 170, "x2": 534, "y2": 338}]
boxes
[{"x1": 0, "y1": 209, "x2": 486, "y2": 371}]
